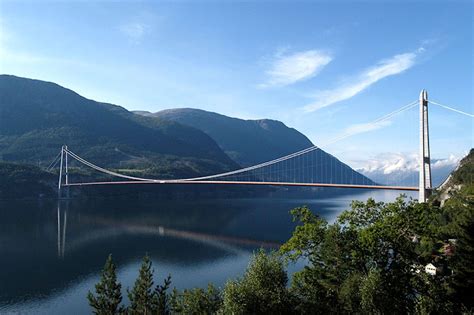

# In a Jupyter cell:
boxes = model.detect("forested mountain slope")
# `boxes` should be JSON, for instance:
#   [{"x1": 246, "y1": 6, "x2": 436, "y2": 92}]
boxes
[{"x1": 0, "y1": 75, "x2": 238, "y2": 178}]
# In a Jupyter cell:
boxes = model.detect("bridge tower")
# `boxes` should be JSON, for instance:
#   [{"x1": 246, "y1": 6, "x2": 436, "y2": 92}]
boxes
[
  {"x1": 419, "y1": 90, "x2": 432, "y2": 202},
  {"x1": 57, "y1": 145, "x2": 69, "y2": 198}
]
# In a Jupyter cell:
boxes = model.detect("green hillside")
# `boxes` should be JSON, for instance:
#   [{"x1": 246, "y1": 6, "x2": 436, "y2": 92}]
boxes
[{"x1": 0, "y1": 75, "x2": 238, "y2": 178}]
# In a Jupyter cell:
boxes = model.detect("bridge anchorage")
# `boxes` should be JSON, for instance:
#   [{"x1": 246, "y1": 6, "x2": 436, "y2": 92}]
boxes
[{"x1": 53, "y1": 90, "x2": 450, "y2": 202}]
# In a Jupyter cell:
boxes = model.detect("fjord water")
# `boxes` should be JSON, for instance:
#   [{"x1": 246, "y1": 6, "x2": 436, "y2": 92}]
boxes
[{"x1": 0, "y1": 189, "x2": 415, "y2": 314}]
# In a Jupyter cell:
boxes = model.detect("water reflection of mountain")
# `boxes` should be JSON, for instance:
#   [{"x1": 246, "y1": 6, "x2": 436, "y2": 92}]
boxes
[{"x1": 71, "y1": 183, "x2": 376, "y2": 200}]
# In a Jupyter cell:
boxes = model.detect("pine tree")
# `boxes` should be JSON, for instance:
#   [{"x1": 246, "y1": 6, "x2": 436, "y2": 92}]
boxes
[
  {"x1": 127, "y1": 255, "x2": 155, "y2": 315},
  {"x1": 87, "y1": 254, "x2": 124, "y2": 315},
  {"x1": 152, "y1": 274, "x2": 172, "y2": 315}
]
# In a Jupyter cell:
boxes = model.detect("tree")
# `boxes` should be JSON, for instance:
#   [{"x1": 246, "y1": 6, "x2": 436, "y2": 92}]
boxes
[
  {"x1": 439, "y1": 191, "x2": 474, "y2": 311},
  {"x1": 127, "y1": 255, "x2": 173, "y2": 315},
  {"x1": 280, "y1": 206, "x2": 346, "y2": 313},
  {"x1": 153, "y1": 274, "x2": 172, "y2": 315},
  {"x1": 171, "y1": 284, "x2": 222, "y2": 314},
  {"x1": 87, "y1": 254, "x2": 125, "y2": 315},
  {"x1": 280, "y1": 199, "x2": 452, "y2": 314},
  {"x1": 221, "y1": 249, "x2": 293, "y2": 314},
  {"x1": 127, "y1": 255, "x2": 156, "y2": 315}
]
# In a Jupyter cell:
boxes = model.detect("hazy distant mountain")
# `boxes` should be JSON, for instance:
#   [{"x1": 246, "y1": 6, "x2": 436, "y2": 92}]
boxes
[
  {"x1": 0, "y1": 75, "x2": 238, "y2": 178},
  {"x1": 137, "y1": 108, "x2": 313, "y2": 166},
  {"x1": 136, "y1": 108, "x2": 375, "y2": 185}
]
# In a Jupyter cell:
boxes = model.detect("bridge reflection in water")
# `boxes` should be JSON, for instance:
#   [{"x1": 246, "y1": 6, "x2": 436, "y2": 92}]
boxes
[{"x1": 55, "y1": 200, "x2": 281, "y2": 259}]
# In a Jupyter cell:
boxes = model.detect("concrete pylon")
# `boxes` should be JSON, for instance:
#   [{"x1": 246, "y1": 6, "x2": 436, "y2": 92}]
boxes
[
  {"x1": 58, "y1": 145, "x2": 64, "y2": 197},
  {"x1": 419, "y1": 90, "x2": 432, "y2": 202}
]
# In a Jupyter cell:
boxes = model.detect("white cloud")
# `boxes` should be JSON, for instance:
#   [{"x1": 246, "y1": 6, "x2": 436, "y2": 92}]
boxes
[
  {"x1": 119, "y1": 22, "x2": 149, "y2": 43},
  {"x1": 260, "y1": 49, "x2": 332, "y2": 88},
  {"x1": 303, "y1": 48, "x2": 423, "y2": 112},
  {"x1": 362, "y1": 152, "x2": 419, "y2": 174},
  {"x1": 432, "y1": 154, "x2": 462, "y2": 170},
  {"x1": 359, "y1": 152, "x2": 461, "y2": 174}
]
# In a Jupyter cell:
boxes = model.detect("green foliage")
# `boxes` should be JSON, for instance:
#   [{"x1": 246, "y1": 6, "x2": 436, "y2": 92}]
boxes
[
  {"x1": 127, "y1": 255, "x2": 156, "y2": 314},
  {"x1": 359, "y1": 269, "x2": 383, "y2": 314},
  {"x1": 451, "y1": 148, "x2": 474, "y2": 185},
  {"x1": 171, "y1": 284, "x2": 222, "y2": 314},
  {"x1": 221, "y1": 249, "x2": 292, "y2": 315},
  {"x1": 87, "y1": 195, "x2": 473, "y2": 314},
  {"x1": 225, "y1": 153, "x2": 470, "y2": 314},
  {"x1": 280, "y1": 206, "x2": 327, "y2": 262},
  {"x1": 87, "y1": 254, "x2": 125, "y2": 315},
  {"x1": 153, "y1": 274, "x2": 172, "y2": 315},
  {"x1": 439, "y1": 192, "x2": 474, "y2": 310},
  {"x1": 338, "y1": 272, "x2": 362, "y2": 313},
  {"x1": 280, "y1": 195, "x2": 473, "y2": 314},
  {"x1": 89, "y1": 255, "x2": 173, "y2": 315},
  {"x1": 433, "y1": 149, "x2": 474, "y2": 311}
]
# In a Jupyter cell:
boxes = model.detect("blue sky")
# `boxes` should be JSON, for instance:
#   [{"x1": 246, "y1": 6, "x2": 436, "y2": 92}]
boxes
[{"x1": 0, "y1": 0, "x2": 472, "y2": 172}]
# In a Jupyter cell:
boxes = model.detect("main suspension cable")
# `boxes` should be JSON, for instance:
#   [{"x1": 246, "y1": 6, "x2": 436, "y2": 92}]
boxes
[
  {"x1": 428, "y1": 100, "x2": 474, "y2": 118},
  {"x1": 321, "y1": 100, "x2": 418, "y2": 147},
  {"x1": 181, "y1": 100, "x2": 418, "y2": 181},
  {"x1": 61, "y1": 99, "x2": 419, "y2": 183},
  {"x1": 65, "y1": 149, "x2": 158, "y2": 182}
]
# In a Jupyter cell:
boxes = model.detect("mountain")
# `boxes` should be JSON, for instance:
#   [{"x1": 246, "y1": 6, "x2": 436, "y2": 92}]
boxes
[
  {"x1": 0, "y1": 161, "x2": 56, "y2": 199},
  {"x1": 0, "y1": 75, "x2": 238, "y2": 178},
  {"x1": 435, "y1": 149, "x2": 473, "y2": 205},
  {"x1": 136, "y1": 108, "x2": 374, "y2": 185},
  {"x1": 0, "y1": 75, "x2": 373, "y2": 186},
  {"x1": 140, "y1": 108, "x2": 313, "y2": 167}
]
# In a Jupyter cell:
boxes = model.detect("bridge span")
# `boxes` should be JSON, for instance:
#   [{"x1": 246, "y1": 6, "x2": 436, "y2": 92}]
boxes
[
  {"x1": 64, "y1": 180, "x2": 419, "y2": 191},
  {"x1": 49, "y1": 91, "x2": 474, "y2": 201}
]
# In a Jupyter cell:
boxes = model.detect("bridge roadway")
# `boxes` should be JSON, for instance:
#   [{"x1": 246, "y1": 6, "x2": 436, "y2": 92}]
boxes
[{"x1": 64, "y1": 180, "x2": 419, "y2": 191}]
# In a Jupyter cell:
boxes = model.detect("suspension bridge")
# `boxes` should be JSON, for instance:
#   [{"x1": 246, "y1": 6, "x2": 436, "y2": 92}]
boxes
[{"x1": 49, "y1": 90, "x2": 472, "y2": 202}]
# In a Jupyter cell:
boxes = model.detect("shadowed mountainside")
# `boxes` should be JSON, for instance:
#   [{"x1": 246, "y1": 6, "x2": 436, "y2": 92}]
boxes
[
  {"x1": 136, "y1": 108, "x2": 374, "y2": 185},
  {"x1": 0, "y1": 75, "x2": 238, "y2": 178},
  {"x1": 139, "y1": 108, "x2": 312, "y2": 167}
]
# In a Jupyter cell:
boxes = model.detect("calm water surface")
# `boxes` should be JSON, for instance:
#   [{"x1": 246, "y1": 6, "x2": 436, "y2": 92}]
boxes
[{"x1": 0, "y1": 189, "x2": 415, "y2": 314}]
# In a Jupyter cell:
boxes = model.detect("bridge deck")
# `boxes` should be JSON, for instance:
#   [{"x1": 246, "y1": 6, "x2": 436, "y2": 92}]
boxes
[{"x1": 64, "y1": 180, "x2": 419, "y2": 191}]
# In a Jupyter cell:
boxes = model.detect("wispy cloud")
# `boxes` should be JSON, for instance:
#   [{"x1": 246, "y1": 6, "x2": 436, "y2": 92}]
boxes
[
  {"x1": 259, "y1": 49, "x2": 332, "y2": 88},
  {"x1": 119, "y1": 22, "x2": 149, "y2": 43},
  {"x1": 303, "y1": 48, "x2": 424, "y2": 112},
  {"x1": 323, "y1": 120, "x2": 392, "y2": 147},
  {"x1": 343, "y1": 120, "x2": 392, "y2": 136}
]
